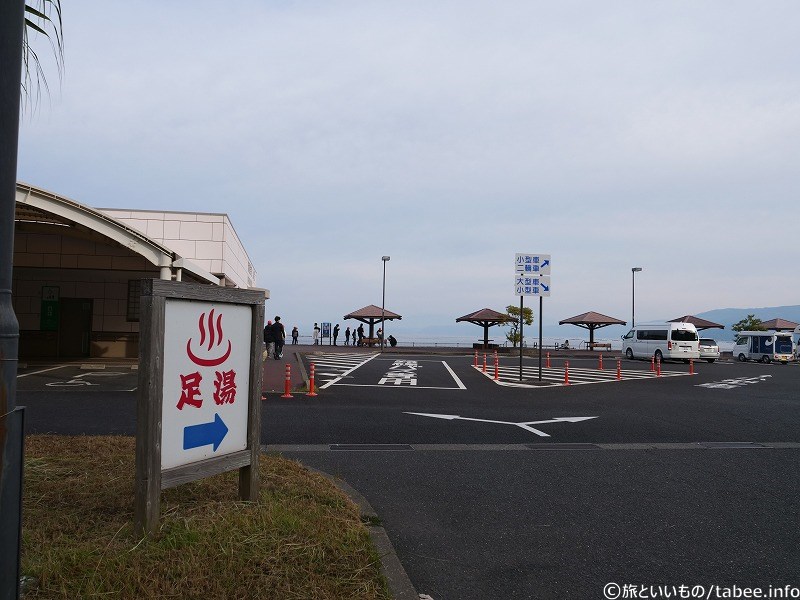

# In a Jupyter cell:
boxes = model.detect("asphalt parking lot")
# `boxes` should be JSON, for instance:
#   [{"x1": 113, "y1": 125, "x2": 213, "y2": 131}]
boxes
[
  {"x1": 16, "y1": 352, "x2": 800, "y2": 599},
  {"x1": 267, "y1": 352, "x2": 800, "y2": 599},
  {"x1": 17, "y1": 363, "x2": 139, "y2": 392}
]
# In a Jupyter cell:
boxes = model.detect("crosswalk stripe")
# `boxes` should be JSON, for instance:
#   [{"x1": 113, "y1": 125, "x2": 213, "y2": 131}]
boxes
[
  {"x1": 311, "y1": 353, "x2": 381, "y2": 389},
  {"x1": 487, "y1": 365, "x2": 691, "y2": 388}
]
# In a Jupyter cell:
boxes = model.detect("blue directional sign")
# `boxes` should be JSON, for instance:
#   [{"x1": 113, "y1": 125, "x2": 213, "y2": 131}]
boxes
[
  {"x1": 515, "y1": 253, "x2": 551, "y2": 276},
  {"x1": 183, "y1": 413, "x2": 229, "y2": 452},
  {"x1": 515, "y1": 275, "x2": 551, "y2": 297}
]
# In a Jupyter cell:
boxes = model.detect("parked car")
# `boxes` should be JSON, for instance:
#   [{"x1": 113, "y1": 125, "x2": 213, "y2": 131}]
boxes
[{"x1": 698, "y1": 338, "x2": 720, "y2": 363}]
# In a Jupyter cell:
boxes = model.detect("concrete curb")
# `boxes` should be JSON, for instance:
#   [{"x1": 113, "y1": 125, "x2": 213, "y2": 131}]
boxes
[
  {"x1": 293, "y1": 350, "x2": 309, "y2": 389},
  {"x1": 305, "y1": 467, "x2": 419, "y2": 600}
]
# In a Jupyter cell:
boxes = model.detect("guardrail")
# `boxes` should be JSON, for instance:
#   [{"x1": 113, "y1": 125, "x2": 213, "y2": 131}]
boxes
[{"x1": 281, "y1": 335, "x2": 620, "y2": 351}]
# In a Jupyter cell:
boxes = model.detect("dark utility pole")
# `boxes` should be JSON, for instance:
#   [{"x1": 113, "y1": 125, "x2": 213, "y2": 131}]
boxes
[{"x1": 1, "y1": 1, "x2": 27, "y2": 598}]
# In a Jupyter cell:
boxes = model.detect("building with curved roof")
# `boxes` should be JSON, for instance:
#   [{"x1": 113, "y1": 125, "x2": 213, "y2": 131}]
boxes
[{"x1": 13, "y1": 182, "x2": 263, "y2": 359}]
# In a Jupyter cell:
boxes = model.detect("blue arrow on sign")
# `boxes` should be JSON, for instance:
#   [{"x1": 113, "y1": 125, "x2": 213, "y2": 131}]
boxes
[
  {"x1": 183, "y1": 413, "x2": 229, "y2": 451},
  {"x1": 541, "y1": 282, "x2": 550, "y2": 292},
  {"x1": 541, "y1": 259, "x2": 550, "y2": 268}
]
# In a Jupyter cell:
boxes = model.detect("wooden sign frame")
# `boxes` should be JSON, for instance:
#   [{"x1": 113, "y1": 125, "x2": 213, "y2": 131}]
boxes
[{"x1": 134, "y1": 279, "x2": 264, "y2": 536}]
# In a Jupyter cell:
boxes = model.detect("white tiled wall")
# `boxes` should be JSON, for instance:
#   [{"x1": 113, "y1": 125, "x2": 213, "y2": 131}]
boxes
[{"x1": 100, "y1": 209, "x2": 256, "y2": 288}]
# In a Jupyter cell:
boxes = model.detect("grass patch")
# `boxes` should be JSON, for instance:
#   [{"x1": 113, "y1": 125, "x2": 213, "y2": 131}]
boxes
[{"x1": 22, "y1": 435, "x2": 391, "y2": 599}]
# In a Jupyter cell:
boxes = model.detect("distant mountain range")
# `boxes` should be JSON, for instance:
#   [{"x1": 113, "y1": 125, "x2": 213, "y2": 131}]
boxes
[{"x1": 692, "y1": 305, "x2": 800, "y2": 339}]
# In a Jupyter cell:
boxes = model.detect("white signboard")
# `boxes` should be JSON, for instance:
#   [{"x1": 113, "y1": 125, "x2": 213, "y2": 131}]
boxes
[
  {"x1": 515, "y1": 275, "x2": 551, "y2": 297},
  {"x1": 161, "y1": 300, "x2": 251, "y2": 470},
  {"x1": 515, "y1": 253, "x2": 551, "y2": 276}
]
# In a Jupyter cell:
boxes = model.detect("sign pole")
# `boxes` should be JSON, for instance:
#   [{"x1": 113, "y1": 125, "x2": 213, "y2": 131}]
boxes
[
  {"x1": 514, "y1": 253, "x2": 551, "y2": 383},
  {"x1": 538, "y1": 295, "x2": 543, "y2": 381},
  {"x1": 519, "y1": 295, "x2": 524, "y2": 382},
  {"x1": 135, "y1": 291, "x2": 165, "y2": 536}
]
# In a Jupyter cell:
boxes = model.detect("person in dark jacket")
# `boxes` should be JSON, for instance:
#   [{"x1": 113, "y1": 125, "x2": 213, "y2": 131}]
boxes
[
  {"x1": 263, "y1": 320, "x2": 274, "y2": 359},
  {"x1": 333, "y1": 324, "x2": 340, "y2": 345},
  {"x1": 272, "y1": 316, "x2": 286, "y2": 359}
]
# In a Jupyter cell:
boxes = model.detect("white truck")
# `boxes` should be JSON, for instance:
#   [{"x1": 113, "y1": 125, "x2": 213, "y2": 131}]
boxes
[{"x1": 732, "y1": 330, "x2": 794, "y2": 364}]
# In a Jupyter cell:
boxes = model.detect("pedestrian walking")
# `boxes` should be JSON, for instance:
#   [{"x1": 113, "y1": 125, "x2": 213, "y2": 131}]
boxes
[
  {"x1": 291, "y1": 326, "x2": 299, "y2": 345},
  {"x1": 272, "y1": 316, "x2": 286, "y2": 359},
  {"x1": 263, "y1": 319, "x2": 275, "y2": 359},
  {"x1": 313, "y1": 323, "x2": 320, "y2": 345},
  {"x1": 333, "y1": 324, "x2": 340, "y2": 346},
  {"x1": 345, "y1": 326, "x2": 351, "y2": 346},
  {"x1": 357, "y1": 324, "x2": 365, "y2": 347}
]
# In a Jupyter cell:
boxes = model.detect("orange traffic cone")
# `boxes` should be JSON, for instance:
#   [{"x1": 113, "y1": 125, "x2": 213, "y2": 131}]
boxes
[
  {"x1": 306, "y1": 362, "x2": 318, "y2": 397},
  {"x1": 281, "y1": 364, "x2": 294, "y2": 398}
]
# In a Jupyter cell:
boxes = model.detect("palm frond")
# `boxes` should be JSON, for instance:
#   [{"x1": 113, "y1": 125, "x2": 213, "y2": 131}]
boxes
[{"x1": 22, "y1": 0, "x2": 64, "y2": 113}]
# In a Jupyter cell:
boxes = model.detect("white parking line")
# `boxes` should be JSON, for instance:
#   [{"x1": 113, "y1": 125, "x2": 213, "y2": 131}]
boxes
[
  {"x1": 443, "y1": 361, "x2": 467, "y2": 389},
  {"x1": 16, "y1": 365, "x2": 70, "y2": 378},
  {"x1": 331, "y1": 383, "x2": 467, "y2": 390}
]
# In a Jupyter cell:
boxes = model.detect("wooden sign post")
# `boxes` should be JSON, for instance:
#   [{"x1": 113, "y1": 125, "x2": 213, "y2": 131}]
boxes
[{"x1": 135, "y1": 280, "x2": 264, "y2": 536}]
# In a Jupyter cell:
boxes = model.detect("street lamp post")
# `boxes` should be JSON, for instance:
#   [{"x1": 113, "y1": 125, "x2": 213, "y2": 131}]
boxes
[
  {"x1": 381, "y1": 256, "x2": 390, "y2": 351},
  {"x1": 631, "y1": 267, "x2": 643, "y2": 327}
]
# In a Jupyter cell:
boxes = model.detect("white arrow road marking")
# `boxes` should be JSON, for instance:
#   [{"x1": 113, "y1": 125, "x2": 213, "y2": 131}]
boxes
[{"x1": 405, "y1": 412, "x2": 598, "y2": 437}]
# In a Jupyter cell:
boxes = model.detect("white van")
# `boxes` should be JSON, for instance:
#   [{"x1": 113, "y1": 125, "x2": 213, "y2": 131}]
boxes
[
  {"x1": 621, "y1": 322, "x2": 700, "y2": 362},
  {"x1": 732, "y1": 331, "x2": 794, "y2": 364}
]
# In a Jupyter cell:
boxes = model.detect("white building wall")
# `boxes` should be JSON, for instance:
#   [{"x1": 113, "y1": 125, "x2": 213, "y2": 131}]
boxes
[{"x1": 100, "y1": 209, "x2": 256, "y2": 288}]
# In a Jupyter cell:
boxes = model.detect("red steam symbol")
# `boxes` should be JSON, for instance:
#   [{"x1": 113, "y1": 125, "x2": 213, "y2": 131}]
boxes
[{"x1": 186, "y1": 309, "x2": 232, "y2": 367}]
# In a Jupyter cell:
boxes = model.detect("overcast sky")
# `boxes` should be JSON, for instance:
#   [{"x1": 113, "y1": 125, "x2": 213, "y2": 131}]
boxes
[{"x1": 18, "y1": 1, "x2": 800, "y2": 337}]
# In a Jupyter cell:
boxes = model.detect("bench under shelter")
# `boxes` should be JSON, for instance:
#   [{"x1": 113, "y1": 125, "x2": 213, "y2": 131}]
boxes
[
  {"x1": 456, "y1": 308, "x2": 512, "y2": 349},
  {"x1": 558, "y1": 311, "x2": 627, "y2": 350},
  {"x1": 344, "y1": 304, "x2": 402, "y2": 347}
]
